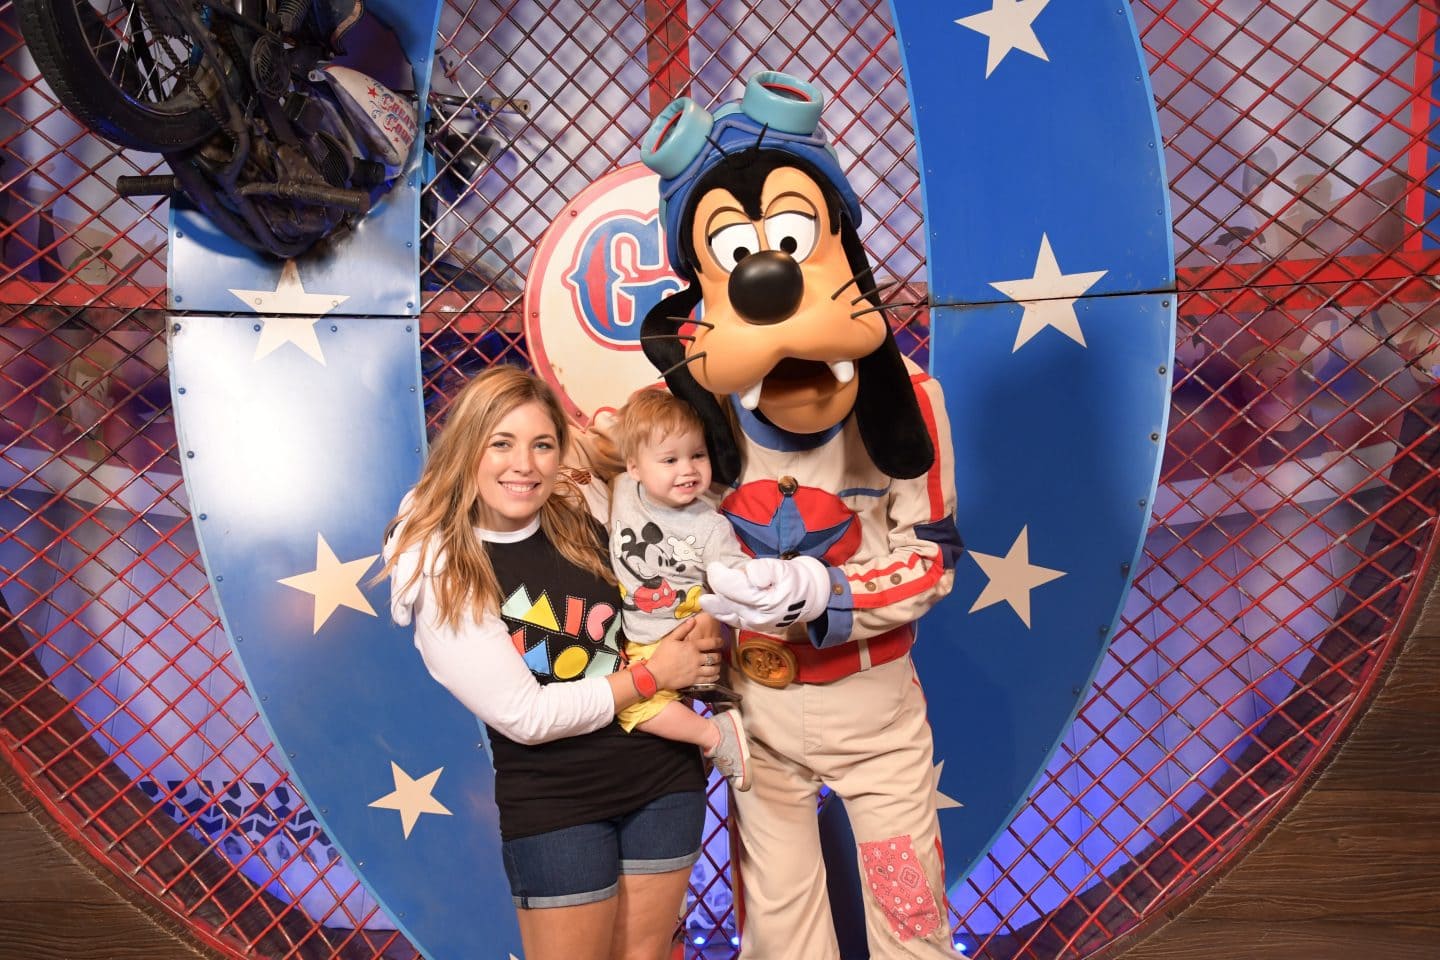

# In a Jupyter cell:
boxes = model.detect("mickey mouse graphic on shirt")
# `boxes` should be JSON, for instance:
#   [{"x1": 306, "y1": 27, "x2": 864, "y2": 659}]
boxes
[
  {"x1": 613, "y1": 516, "x2": 730, "y2": 621},
  {"x1": 613, "y1": 519, "x2": 684, "y2": 615}
]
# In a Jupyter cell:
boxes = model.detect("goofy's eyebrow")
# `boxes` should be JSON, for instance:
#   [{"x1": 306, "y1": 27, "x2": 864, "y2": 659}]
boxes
[
  {"x1": 704, "y1": 205, "x2": 749, "y2": 241},
  {"x1": 764, "y1": 190, "x2": 818, "y2": 216}
]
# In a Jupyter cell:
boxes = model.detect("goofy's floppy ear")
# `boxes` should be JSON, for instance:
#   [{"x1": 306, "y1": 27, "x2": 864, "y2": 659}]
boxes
[
  {"x1": 641, "y1": 287, "x2": 743, "y2": 485},
  {"x1": 844, "y1": 227, "x2": 934, "y2": 480}
]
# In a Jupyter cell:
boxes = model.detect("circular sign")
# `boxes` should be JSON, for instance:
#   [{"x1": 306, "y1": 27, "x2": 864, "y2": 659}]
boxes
[{"x1": 523, "y1": 162, "x2": 684, "y2": 421}]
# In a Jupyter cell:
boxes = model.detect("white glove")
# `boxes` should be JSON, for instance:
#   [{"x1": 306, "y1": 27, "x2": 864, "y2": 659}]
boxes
[{"x1": 699, "y1": 556, "x2": 831, "y2": 634}]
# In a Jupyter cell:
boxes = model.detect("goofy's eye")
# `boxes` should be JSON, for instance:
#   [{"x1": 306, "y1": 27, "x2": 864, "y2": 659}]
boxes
[
  {"x1": 764, "y1": 211, "x2": 817, "y2": 262},
  {"x1": 708, "y1": 222, "x2": 761, "y2": 273}
]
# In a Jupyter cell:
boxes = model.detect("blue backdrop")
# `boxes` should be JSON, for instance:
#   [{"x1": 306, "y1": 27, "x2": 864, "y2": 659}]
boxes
[{"x1": 892, "y1": 0, "x2": 1176, "y2": 889}]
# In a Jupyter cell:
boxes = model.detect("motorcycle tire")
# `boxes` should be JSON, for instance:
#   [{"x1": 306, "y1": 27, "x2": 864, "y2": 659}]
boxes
[{"x1": 16, "y1": 0, "x2": 220, "y2": 152}]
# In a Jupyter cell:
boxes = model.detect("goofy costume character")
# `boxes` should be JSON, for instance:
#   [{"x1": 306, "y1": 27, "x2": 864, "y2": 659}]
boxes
[{"x1": 639, "y1": 72, "x2": 963, "y2": 959}]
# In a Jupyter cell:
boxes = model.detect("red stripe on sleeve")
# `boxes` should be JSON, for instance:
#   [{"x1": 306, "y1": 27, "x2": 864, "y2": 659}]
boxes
[{"x1": 910, "y1": 374, "x2": 945, "y2": 520}]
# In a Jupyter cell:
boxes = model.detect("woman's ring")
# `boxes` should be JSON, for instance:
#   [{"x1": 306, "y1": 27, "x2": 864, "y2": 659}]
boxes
[{"x1": 704, "y1": 653, "x2": 716, "y2": 666}]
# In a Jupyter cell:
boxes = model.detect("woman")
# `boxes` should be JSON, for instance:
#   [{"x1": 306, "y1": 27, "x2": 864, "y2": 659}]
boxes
[{"x1": 380, "y1": 367, "x2": 725, "y2": 960}]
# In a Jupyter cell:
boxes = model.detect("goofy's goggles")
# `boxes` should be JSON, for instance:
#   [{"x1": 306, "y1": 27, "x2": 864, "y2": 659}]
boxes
[{"x1": 640, "y1": 71, "x2": 862, "y2": 278}]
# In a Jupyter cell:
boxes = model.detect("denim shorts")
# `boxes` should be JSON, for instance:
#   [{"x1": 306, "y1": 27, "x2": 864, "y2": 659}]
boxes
[{"x1": 501, "y1": 790, "x2": 706, "y2": 909}]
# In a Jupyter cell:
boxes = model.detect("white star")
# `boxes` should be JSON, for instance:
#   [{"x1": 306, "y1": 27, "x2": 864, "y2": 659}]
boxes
[
  {"x1": 277, "y1": 534, "x2": 380, "y2": 633},
  {"x1": 252, "y1": 316, "x2": 328, "y2": 365},
  {"x1": 989, "y1": 234, "x2": 1107, "y2": 352},
  {"x1": 230, "y1": 260, "x2": 349, "y2": 364},
  {"x1": 968, "y1": 525, "x2": 1066, "y2": 628},
  {"x1": 933, "y1": 760, "x2": 963, "y2": 811},
  {"x1": 369, "y1": 762, "x2": 453, "y2": 839},
  {"x1": 955, "y1": 0, "x2": 1053, "y2": 78}
]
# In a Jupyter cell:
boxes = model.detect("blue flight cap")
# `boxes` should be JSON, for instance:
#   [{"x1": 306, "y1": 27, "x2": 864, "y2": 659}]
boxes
[{"x1": 641, "y1": 71, "x2": 863, "y2": 279}]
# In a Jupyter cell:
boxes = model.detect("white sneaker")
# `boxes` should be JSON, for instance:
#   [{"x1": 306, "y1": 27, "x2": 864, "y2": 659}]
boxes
[{"x1": 707, "y1": 709, "x2": 752, "y2": 792}]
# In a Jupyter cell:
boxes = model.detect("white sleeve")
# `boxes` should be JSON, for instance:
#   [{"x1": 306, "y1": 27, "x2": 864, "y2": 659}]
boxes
[{"x1": 411, "y1": 578, "x2": 617, "y2": 746}]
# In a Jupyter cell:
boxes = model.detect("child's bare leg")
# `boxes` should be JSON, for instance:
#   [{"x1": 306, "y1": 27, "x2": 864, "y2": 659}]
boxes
[{"x1": 636, "y1": 702, "x2": 720, "y2": 752}]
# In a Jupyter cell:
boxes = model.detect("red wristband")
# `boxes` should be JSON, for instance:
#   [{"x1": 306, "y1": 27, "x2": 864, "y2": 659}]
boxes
[{"x1": 630, "y1": 662, "x2": 659, "y2": 700}]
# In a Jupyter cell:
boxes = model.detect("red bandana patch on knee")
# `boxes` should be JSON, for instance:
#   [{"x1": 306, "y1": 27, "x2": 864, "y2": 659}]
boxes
[{"x1": 860, "y1": 835, "x2": 941, "y2": 941}]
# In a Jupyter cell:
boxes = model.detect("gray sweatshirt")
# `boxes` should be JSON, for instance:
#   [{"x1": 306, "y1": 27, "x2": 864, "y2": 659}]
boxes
[{"x1": 609, "y1": 478, "x2": 748, "y2": 646}]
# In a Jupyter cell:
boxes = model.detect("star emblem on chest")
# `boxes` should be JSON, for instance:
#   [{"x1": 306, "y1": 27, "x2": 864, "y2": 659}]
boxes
[{"x1": 723, "y1": 479, "x2": 856, "y2": 561}]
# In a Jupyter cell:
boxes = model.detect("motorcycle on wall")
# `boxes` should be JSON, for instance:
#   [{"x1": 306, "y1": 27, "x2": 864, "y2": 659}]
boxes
[{"x1": 15, "y1": 0, "x2": 424, "y2": 259}]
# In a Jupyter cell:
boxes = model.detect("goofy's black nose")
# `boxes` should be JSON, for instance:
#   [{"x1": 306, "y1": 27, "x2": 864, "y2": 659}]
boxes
[{"x1": 728, "y1": 251, "x2": 803, "y2": 325}]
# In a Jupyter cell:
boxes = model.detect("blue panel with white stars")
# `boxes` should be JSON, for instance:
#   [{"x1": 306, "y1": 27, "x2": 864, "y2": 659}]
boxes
[
  {"x1": 892, "y1": 0, "x2": 1174, "y2": 305},
  {"x1": 889, "y1": 0, "x2": 1175, "y2": 891},
  {"x1": 170, "y1": 317, "x2": 520, "y2": 958},
  {"x1": 915, "y1": 294, "x2": 1173, "y2": 887}
]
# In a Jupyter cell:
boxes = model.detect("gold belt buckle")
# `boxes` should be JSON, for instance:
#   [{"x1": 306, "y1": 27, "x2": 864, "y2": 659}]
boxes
[{"x1": 737, "y1": 636, "x2": 798, "y2": 688}]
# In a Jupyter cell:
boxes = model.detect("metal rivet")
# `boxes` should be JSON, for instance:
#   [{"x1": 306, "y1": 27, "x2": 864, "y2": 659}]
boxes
[
  {"x1": 321, "y1": 807, "x2": 328, "y2": 814},
  {"x1": 289, "y1": 752, "x2": 296, "y2": 758},
  {"x1": 406, "y1": 241, "x2": 413, "y2": 248},
  {"x1": 410, "y1": 386, "x2": 417, "y2": 393},
  {"x1": 406, "y1": 325, "x2": 413, "y2": 332},
  {"x1": 173, "y1": 323, "x2": 182, "y2": 333},
  {"x1": 357, "y1": 860, "x2": 365, "y2": 867},
  {"x1": 175, "y1": 231, "x2": 184, "y2": 239},
  {"x1": 1149, "y1": 432, "x2": 1159, "y2": 441},
  {"x1": 1138, "y1": 498, "x2": 1147, "y2": 507},
  {"x1": 254, "y1": 323, "x2": 262, "y2": 332},
  {"x1": 1158, "y1": 365, "x2": 1167, "y2": 374},
  {"x1": 406, "y1": 301, "x2": 415, "y2": 309},
  {"x1": 330, "y1": 324, "x2": 338, "y2": 332},
  {"x1": 414, "y1": 447, "x2": 421, "y2": 454},
  {"x1": 178, "y1": 387, "x2": 186, "y2": 395},
  {"x1": 235, "y1": 636, "x2": 242, "y2": 643},
  {"x1": 1162, "y1": 299, "x2": 1170, "y2": 307},
  {"x1": 199, "y1": 513, "x2": 207, "y2": 521},
  {"x1": 261, "y1": 694, "x2": 268, "y2": 701},
  {"x1": 174, "y1": 295, "x2": 183, "y2": 303},
  {"x1": 1073, "y1": 685, "x2": 1083, "y2": 695},
  {"x1": 1121, "y1": 562, "x2": 1131, "y2": 574},
  {"x1": 215, "y1": 575, "x2": 223, "y2": 582},
  {"x1": 1099, "y1": 625, "x2": 1109, "y2": 635},
  {"x1": 186, "y1": 450, "x2": 195, "y2": 458}
]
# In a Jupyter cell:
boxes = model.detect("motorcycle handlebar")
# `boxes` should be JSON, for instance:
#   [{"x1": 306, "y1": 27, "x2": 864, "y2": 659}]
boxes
[
  {"x1": 116, "y1": 175, "x2": 180, "y2": 198},
  {"x1": 237, "y1": 181, "x2": 371, "y2": 213}
]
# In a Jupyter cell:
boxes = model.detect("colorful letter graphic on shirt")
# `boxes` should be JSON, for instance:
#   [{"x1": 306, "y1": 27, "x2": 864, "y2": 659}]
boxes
[{"x1": 500, "y1": 585, "x2": 623, "y2": 680}]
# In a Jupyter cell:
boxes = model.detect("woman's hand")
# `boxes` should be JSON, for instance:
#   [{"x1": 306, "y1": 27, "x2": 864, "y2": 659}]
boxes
[{"x1": 645, "y1": 615, "x2": 726, "y2": 690}]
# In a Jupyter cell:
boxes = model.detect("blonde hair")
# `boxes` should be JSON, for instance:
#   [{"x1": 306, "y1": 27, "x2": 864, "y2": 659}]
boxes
[
  {"x1": 616, "y1": 388, "x2": 705, "y2": 463},
  {"x1": 379, "y1": 366, "x2": 615, "y2": 629}
]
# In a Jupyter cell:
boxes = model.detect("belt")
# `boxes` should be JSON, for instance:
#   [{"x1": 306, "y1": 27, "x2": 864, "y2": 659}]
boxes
[{"x1": 734, "y1": 623, "x2": 914, "y2": 686}]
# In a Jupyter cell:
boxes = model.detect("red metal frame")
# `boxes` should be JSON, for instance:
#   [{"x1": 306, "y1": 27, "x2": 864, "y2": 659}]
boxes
[{"x1": 2, "y1": 2, "x2": 1439, "y2": 959}]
